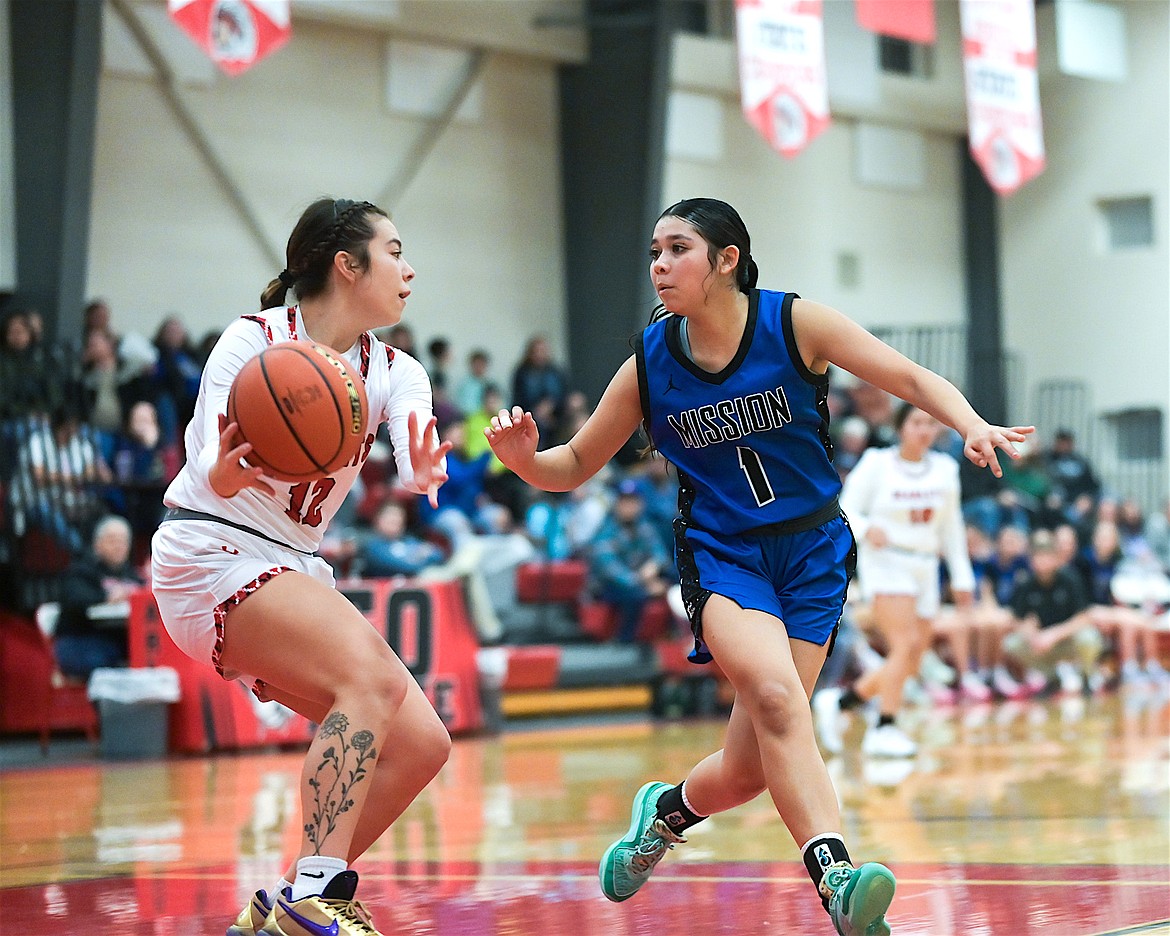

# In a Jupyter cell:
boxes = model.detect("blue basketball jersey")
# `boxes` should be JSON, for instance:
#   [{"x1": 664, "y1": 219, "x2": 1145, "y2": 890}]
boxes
[{"x1": 636, "y1": 289, "x2": 840, "y2": 535}]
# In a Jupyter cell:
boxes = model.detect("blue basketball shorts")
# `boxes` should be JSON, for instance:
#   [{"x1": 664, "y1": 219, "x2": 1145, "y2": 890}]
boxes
[{"x1": 675, "y1": 514, "x2": 856, "y2": 664}]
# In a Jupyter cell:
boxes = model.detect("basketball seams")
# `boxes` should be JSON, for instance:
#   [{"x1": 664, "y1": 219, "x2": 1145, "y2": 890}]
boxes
[
  {"x1": 310, "y1": 343, "x2": 364, "y2": 437},
  {"x1": 297, "y1": 345, "x2": 349, "y2": 469},
  {"x1": 230, "y1": 340, "x2": 366, "y2": 482},
  {"x1": 257, "y1": 348, "x2": 328, "y2": 477}
]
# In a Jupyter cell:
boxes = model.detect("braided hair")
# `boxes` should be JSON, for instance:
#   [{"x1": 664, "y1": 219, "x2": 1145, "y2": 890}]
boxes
[{"x1": 260, "y1": 198, "x2": 390, "y2": 310}]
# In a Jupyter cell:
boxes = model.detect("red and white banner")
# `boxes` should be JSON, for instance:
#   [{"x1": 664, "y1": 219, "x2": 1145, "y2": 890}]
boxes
[
  {"x1": 129, "y1": 577, "x2": 482, "y2": 753},
  {"x1": 168, "y1": 0, "x2": 290, "y2": 77},
  {"x1": 735, "y1": 0, "x2": 830, "y2": 159},
  {"x1": 855, "y1": 0, "x2": 936, "y2": 45},
  {"x1": 959, "y1": 0, "x2": 1045, "y2": 195}
]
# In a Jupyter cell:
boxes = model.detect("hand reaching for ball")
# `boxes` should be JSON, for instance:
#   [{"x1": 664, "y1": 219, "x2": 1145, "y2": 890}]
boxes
[
  {"x1": 209, "y1": 413, "x2": 277, "y2": 499},
  {"x1": 408, "y1": 410, "x2": 454, "y2": 509}
]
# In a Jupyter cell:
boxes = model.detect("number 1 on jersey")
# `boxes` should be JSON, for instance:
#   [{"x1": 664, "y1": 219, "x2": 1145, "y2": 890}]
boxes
[{"x1": 737, "y1": 446, "x2": 776, "y2": 507}]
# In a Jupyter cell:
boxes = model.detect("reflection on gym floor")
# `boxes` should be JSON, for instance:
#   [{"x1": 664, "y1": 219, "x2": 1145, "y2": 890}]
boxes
[{"x1": 2, "y1": 690, "x2": 1168, "y2": 935}]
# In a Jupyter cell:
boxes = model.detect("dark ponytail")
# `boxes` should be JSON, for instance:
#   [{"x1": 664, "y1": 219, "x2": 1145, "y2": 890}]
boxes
[
  {"x1": 259, "y1": 274, "x2": 289, "y2": 311},
  {"x1": 742, "y1": 254, "x2": 759, "y2": 291},
  {"x1": 260, "y1": 197, "x2": 389, "y2": 310}
]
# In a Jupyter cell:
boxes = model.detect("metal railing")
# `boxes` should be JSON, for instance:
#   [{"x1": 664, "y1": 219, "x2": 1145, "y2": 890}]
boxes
[{"x1": 871, "y1": 325, "x2": 1166, "y2": 514}]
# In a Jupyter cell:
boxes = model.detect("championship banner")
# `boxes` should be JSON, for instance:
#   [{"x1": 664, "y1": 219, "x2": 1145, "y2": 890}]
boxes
[
  {"x1": 168, "y1": 0, "x2": 291, "y2": 77},
  {"x1": 959, "y1": 0, "x2": 1045, "y2": 195},
  {"x1": 855, "y1": 0, "x2": 936, "y2": 45},
  {"x1": 735, "y1": 0, "x2": 830, "y2": 159}
]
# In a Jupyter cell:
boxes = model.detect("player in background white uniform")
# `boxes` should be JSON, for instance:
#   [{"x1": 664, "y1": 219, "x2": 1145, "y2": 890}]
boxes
[
  {"x1": 814, "y1": 404, "x2": 975, "y2": 758},
  {"x1": 151, "y1": 198, "x2": 452, "y2": 936}
]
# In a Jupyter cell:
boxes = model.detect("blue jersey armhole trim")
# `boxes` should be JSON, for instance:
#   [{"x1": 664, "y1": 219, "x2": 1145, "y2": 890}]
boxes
[
  {"x1": 634, "y1": 330, "x2": 652, "y2": 444},
  {"x1": 779, "y1": 292, "x2": 828, "y2": 387}
]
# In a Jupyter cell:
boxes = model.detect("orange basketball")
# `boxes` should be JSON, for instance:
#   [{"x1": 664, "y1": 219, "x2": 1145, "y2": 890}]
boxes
[{"x1": 226, "y1": 341, "x2": 368, "y2": 483}]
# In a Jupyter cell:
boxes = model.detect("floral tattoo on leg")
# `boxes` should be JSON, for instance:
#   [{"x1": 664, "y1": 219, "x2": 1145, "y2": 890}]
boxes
[{"x1": 305, "y1": 711, "x2": 378, "y2": 853}]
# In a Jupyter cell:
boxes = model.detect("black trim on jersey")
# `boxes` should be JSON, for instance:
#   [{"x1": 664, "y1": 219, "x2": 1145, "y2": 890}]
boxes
[
  {"x1": 741, "y1": 496, "x2": 842, "y2": 537},
  {"x1": 240, "y1": 314, "x2": 274, "y2": 345},
  {"x1": 161, "y1": 507, "x2": 316, "y2": 556},
  {"x1": 673, "y1": 469, "x2": 715, "y2": 663},
  {"x1": 634, "y1": 330, "x2": 652, "y2": 444},
  {"x1": 779, "y1": 292, "x2": 827, "y2": 387},
  {"x1": 779, "y1": 292, "x2": 835, "y2": 462},
  {"x1": 359, "y1": 332, "x2": 372, "y2": 381},
  {"x1": 815, "y1": 382, "x2": 835, "y2": 463},
  {"x1": 666, "y1": 289, "x2": 759, "y2": 385}
]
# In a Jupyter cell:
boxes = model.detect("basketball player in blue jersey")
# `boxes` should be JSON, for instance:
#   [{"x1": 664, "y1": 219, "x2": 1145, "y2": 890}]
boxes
[{"x1": 486, "y1": 198, "x2": 1033, "y2": 935}]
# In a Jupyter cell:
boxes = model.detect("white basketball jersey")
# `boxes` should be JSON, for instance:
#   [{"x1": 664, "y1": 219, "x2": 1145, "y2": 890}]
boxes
[
  {"x1": 163, "y1": 306, "x2": 433, "y2": 553},
  {"x1": 840, "y1": 446, "x2": 975, "y2": 593}
]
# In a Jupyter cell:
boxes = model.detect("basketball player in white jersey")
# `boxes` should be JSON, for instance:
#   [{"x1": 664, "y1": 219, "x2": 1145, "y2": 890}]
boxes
[
  {"x1": 151, "y1": 198, "x2": 452, "y2": 936},
  {"x1": 815, "y1": 403, "x2": 975, "y2": 758}
]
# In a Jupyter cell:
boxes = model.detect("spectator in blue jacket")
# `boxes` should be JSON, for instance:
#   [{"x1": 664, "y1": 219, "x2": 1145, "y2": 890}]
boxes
[
  {"x1": 585, "y1": 479, "x2": 672, "y2": 643},
  {"x1": 979, "y1": 524, "x2": 1032, "y2": 608},
  {"x1": 417, "y1": 420, "x2": 505, "y2": 547},
  {"x1": 359, "y1": 500, "x2": 446, "y2": 578},
  {"x1": 629, "y1": 456, "x2": 680, "y2": 565}
]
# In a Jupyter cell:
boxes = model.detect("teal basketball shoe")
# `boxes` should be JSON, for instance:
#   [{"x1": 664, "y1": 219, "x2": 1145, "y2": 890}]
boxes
[{"x1": 599, "y1": 781, "x2": 685, "y2": 902}]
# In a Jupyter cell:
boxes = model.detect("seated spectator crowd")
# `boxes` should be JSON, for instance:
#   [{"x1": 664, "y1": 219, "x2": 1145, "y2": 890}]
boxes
[{"x1": 2, "y1": 302, "x2": 1167, "y2": 712}]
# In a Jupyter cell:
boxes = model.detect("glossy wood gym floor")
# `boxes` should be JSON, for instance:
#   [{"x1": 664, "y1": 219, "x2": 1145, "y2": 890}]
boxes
[{"x1": 2, "y1": 689, "x2": 1168, "y2": 935}]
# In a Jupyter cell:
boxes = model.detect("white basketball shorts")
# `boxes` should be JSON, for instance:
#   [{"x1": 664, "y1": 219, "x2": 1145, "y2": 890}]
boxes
[
  {"x1": 856, "y1": 546, "x2": 942, "y2": 618},
  {"x1": 151, "y1": 519, "x2": 335, "y2": 688}
]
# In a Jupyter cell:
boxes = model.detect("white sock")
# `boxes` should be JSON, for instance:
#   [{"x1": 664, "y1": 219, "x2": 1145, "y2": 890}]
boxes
[
  {"x1": 680, "y1": 780, "x2": 708, "y2": 819},
  {"x1": 271, "y1": 877, "x2": 293, "y2": 901},
  {"x1": 290, "y1": 856, "x2": 348, "y2": 901}
]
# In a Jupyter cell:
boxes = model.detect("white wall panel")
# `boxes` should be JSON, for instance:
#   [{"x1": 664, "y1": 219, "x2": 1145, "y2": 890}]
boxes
[
  {"x1": 1004, "y1": 0, "x2": 1168, "y2": 419},
  {"x1": 87, "y1": 18, "x2": 565, "y2": 381}
]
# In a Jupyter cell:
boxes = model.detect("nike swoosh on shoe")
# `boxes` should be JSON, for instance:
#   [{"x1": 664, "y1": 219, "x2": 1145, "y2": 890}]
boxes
[{"x1": 277, "y1": 900, "x2": 340, "y2": 936}]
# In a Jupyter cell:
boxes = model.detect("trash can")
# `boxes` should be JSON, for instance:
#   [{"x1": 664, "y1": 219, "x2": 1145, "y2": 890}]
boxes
[
  {"x1": 87, "y1": 667, "x2": 181, "y2": 760},
  {"x1": 476, "y1": 648, "x2": 508, "y2": 735}
]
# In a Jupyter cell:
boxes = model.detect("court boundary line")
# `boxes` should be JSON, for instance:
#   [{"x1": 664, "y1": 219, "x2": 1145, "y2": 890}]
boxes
[{"x1": 1086, "y1": 922, "x2": 1170, "y2": 936}]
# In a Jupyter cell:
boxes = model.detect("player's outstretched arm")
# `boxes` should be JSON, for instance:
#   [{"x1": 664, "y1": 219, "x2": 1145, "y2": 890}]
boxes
[
  {"x1": 793, "y1": 299, "x2": 1033, "y2": 477},
  {"x1": 486, "y1": 356, "x2": 643, "y2": 492}
]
